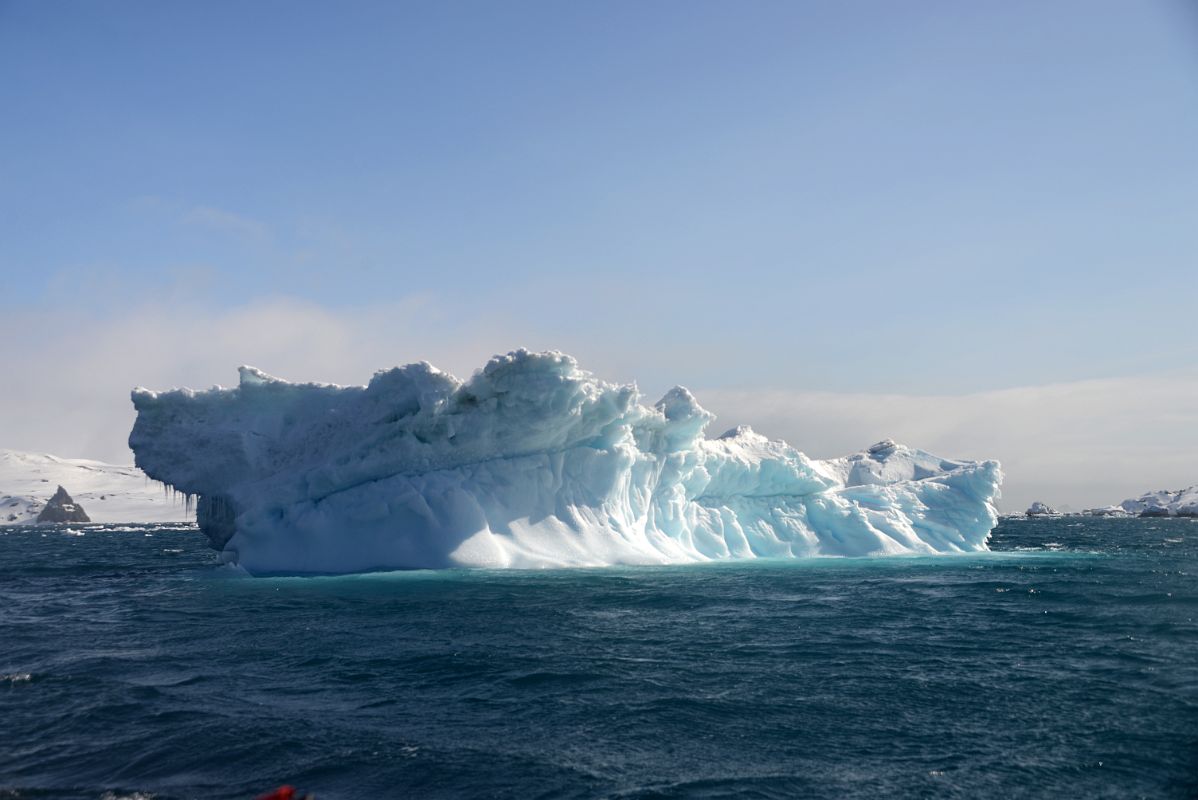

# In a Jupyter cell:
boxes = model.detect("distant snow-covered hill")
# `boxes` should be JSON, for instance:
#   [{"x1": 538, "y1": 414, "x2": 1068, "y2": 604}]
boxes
[
  {"x1": 0, "y1": 449, "x2": 194, "y2": 525},
  {"x1": 1120, "y1": 486, "x2": 1198, "y2": 517}
]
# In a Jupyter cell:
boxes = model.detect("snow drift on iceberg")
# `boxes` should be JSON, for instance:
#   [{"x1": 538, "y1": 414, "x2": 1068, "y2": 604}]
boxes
[{"x1": 128, "y1": 350, "x2": 1002, "y2": 574}]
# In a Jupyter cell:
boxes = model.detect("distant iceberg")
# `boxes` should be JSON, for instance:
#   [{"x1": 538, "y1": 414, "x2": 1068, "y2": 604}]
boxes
[
  {"x1": 128, "y1": 350, "x2": 1002, "y2": 574},
  {"x1": 1025, "y1": 501, "x2": 1061, "y2": 517}
]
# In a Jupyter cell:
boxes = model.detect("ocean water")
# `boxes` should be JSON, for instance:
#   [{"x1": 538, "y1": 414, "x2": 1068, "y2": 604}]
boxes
[{"x1": 1, "y1": 518, "x2": 1195, "y2": 799}]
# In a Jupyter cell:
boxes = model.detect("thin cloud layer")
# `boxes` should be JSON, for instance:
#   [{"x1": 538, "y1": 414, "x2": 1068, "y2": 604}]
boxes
[
  {"x1": 1, "y1": 296, "x2": 1193, "y2": 513},
  {"x1": 182, "y1": 206, "x2": 272, "y2": 243}
]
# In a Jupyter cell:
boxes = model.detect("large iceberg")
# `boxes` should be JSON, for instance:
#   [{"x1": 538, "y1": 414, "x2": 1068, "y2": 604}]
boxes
[{"x1": 129, "y1": 350, "x2": 1002, "y2": 574}]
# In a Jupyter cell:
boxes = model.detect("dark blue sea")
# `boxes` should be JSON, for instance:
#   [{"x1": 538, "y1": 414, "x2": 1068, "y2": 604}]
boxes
[{"x1": 2, "y1": 518, "x2": 1196, "y2": 799}]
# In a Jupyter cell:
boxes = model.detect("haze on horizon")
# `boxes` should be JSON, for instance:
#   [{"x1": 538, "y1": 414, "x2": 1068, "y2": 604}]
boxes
[{"x1": 1, "y1": 0, "x2": 1196, "y2": 512}]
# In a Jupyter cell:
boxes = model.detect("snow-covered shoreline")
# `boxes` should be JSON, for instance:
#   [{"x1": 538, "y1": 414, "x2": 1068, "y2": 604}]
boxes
[
  {"x1": 1116, "y1": 487, "x2": 1198, "y2": 518},
  {"x1": 0, "y1": 449, "x2": 194, "y2": 525}
]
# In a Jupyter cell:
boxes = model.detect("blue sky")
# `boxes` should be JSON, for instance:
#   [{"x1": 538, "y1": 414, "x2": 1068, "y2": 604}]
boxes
[{"x1": 1, "y1": 1, "x2": 1196, "y2": 507}]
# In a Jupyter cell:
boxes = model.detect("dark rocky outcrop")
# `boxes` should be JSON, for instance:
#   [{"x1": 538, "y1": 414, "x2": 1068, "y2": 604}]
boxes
[{"x1": 36, "y1": 486, "x2": 90, "y2": 524}]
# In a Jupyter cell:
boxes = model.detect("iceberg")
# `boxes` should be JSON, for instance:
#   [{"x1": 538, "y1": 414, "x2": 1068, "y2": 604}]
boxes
[
  {"x1": 128, "y1": 350, "x2": 1002, "y2": 574},
  {"x1": 1082, "y1": 505, "x2": 1130, "y2": 517},
  {"x1": 1025, "y1": 501, "x2": 1061, "y2": 517}
]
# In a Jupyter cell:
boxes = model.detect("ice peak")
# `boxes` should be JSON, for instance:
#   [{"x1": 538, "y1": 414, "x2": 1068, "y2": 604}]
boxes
[
  {"x1": 238, "y1": 366, "x2": 283, "y2": 387},
  {"x1": 718, "y1": 424, "x2": 758, "y2": 440},
  {"x1": 655, "y1": 386, "x2": 708, "y2": 421},
  {"x1": 867, "y1": 439, "x2": 898, "y2": 455}
]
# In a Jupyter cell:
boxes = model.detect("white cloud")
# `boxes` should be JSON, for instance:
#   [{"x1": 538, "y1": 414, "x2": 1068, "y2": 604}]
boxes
[{"x1": 182, "y1": 206, "x2": 272, "y2": 243}]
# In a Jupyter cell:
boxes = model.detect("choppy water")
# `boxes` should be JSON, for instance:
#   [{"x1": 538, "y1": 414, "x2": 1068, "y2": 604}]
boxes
[{"x1": 1, "y1": 518, "x2": 1196, "y2": 799}]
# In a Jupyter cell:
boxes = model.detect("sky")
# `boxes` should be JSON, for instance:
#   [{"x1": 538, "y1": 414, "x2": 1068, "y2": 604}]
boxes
[{"x1": 1, "y1": 0, "x2": 1196, "y2": 511}]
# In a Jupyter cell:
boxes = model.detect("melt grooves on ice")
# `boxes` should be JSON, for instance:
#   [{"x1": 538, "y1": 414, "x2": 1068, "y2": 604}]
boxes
[{"x1": 128, "y1": 350, "x2": 1002, "y2": 575}]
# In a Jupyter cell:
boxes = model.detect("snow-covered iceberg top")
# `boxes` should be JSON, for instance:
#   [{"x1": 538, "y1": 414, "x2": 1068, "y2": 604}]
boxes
[{"x1": 129, "y1": 350, "x2": 1002, "y2": 574}]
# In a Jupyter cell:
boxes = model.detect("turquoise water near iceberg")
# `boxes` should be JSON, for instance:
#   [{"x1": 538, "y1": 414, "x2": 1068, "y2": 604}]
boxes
[{"x1": 1, "y1": 518, "x2": 1196, "y2": 798}]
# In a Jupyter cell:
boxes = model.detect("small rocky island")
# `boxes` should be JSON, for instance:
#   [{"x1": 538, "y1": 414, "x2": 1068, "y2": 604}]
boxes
[{"x1": 36, "y1": 485, "x2": 91, "y2": 524}]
